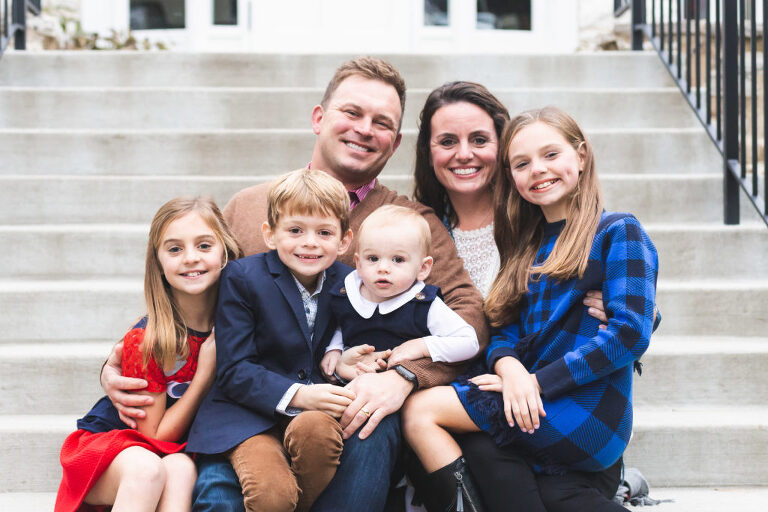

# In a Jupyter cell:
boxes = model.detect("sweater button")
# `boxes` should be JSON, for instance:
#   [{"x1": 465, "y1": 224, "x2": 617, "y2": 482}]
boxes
[{"x1": 297, "y1": 369, "x2": 307, "y2": 380}]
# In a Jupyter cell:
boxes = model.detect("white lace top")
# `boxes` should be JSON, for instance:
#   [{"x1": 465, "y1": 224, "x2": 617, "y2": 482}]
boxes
[{"x1": 452, "y1": 222, "x2": 500, "y2": 299}]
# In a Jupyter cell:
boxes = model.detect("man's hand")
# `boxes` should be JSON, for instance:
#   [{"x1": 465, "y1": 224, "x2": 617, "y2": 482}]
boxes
[
  {"x1": 387, "y1": 339, "x2": 429, "y2": 369},
  {"x1": 340, "y1": 370, "x2": 414, "y2": 440},
  {"x1": 101, "y1": 341, "x2": 154, "y2": 429},
  {"x1": 289, "y1": 384, "x2": 356, "y2": 418},
  {"x1": 583, "y1": 290, "x2": 608, "y2": 327},
  {"x1": 335, "y1": 344, "x2": 391, "y2": 381}
]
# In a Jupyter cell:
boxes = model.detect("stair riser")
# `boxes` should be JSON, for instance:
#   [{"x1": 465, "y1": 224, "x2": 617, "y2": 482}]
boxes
[
  {"x1": 6, "y1": 224, "x2": 768, "y2": 280},
  {"x1": 0, "y1": 130, "x2": 719, "y2": 176},
  {"x1": 0, "y1": 355, "x2": 105, "y2": 414},
  {"x1": 634, "y1": 349, "x2": 768, "y2": 405},
  {"x1": 0, "y1": 285, "x2": 763, "y2": 342},
  {"x1": 0, "y1": 90, "x2": 700, "y2": 130},
  {"x1": 2, "y1": 421, "x2": 763, "y2": 491},
  {"x1": 0, "y1": 175, "x2": 725, "y2": 226},
  {"x1": 0, "y1": 53, "x2": 675, "y2": 89},
  {"x1": 624, "y1": 427, "x2": 768, "y2": 486}
]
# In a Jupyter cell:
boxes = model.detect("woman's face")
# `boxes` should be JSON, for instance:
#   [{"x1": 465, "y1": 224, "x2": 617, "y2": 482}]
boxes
[{"x1": 429, "y1": 101, "x2": 498, "y2": 200}]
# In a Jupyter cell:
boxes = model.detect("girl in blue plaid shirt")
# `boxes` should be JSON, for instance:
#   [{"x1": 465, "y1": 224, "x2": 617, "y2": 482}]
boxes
[{"x1": 403, "y1": 106, "x2": 658, "y2": 512}]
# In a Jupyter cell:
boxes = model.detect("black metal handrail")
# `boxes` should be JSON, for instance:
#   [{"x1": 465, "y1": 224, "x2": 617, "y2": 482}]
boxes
[
  {"x1": 622, "y1": 0, "x2": 768, "y2": 227},
  {"x1": 1, "y1": 0, "x2": 40, "y2": 58}
]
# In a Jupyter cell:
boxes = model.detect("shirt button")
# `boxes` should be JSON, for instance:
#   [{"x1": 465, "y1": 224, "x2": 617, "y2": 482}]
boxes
[{"x1": 297, "y1": 369, "x2": 307, "y2": 380}]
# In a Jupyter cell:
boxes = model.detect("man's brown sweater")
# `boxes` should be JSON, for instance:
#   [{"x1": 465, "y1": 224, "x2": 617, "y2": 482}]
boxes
[{"x1": 223, "y1": 180, "x2": 489, "y2": 388}]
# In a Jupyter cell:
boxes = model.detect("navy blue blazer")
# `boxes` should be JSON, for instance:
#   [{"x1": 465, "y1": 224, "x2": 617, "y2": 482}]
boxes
[{"x1": 186, "y1": 250, "x2": 351, "y2": 454}]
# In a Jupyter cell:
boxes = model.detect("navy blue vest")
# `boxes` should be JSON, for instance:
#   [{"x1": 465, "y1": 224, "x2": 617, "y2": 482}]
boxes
[{"x1": 329, "y1": 283, "x2": 441, "y2": 352}]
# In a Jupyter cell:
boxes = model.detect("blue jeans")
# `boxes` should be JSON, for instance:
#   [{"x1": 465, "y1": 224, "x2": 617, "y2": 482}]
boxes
[{"x1": 192, "y1": 413, "x2": 402, "y2": 512}]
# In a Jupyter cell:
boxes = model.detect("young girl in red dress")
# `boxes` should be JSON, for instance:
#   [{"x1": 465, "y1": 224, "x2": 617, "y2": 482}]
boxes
[{"x1": 55, "y1": 197, "x2": 242, "y2": 512}]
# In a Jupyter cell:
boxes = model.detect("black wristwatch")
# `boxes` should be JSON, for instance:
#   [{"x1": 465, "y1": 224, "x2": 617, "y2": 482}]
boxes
[{"x1": 393, "y1": 365, "x2": 418, "y2": 388}]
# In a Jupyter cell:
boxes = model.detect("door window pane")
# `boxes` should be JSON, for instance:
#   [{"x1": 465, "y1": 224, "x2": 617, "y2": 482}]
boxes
[
  {"x1": 477, "y1": 0, "x2": 531, "y2": 30},
  {"x1": 130, "y1": 0, "x2": 185, "y2": 30},
  {"x1": 425, "y1": 0, "x2": 449, "y2": 26},
  {"x1": 214, "y1": 0, "x2": 238, "y2": 25}
]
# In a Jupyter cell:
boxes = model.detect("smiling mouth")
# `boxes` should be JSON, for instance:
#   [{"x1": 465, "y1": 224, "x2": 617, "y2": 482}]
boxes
[
  {"x1": 181, "y1": 271, "x2": 207, "y2": 278},
  {"x1": 450, "y1": 167, "x2": 481, "y2": 176},
  {"x1": 532, "y1": 178, "x2": 560, "y2": 191},
  {"x1": 296, "y1": 254, "x2": 322, "y2": 261},
  {"x1": 345, "y1": 141, "x2": 373, "y2": 153}
]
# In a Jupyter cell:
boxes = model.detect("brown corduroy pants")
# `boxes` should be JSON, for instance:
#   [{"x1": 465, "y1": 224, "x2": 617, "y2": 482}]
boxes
[{"x1": 228, "y1": 410, "x2": 343, "y2": 512}]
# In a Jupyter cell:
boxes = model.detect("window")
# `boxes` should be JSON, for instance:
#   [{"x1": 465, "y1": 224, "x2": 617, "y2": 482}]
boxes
[
  {"x1": 213, "y1": 0, "x2": 237, "y2": 25},
  {"x1": 477, "y1": 0, "x2": 531, "y2": 30},
  {"x1": 424, "y1": 0, "x2": 449, "y2": 26},
  {"x1": 130, "y1": 0, "x2": 185, "y2": 30}
]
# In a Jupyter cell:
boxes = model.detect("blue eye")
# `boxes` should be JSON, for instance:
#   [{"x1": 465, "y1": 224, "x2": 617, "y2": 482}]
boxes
[
  {"x1": 393, "y1": 256, "x2": 405, "y2": 263},
  {"x1": 168, "y1": 246, "x2": 181, "y2": 254},
  {"x1": 199, "y1": 243, "x2": 212, "y2": 250},
  {"x1": 367, "y1": 256, "x2": 379, "y2": 262},
  {"x1": 288, "y1": 227, "x2": 301, "y2": 234}
]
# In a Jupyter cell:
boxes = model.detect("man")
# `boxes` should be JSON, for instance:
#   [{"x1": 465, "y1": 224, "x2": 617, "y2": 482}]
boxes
[{"x1": 102, "y1": 57, "x2": 487, "y2": 512}]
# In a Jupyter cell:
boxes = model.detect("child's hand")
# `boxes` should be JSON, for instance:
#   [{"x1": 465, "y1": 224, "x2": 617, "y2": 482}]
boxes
[
  {"x1": 194, "y1": 333, "x2": 217, "y2": 388},
  {"x1": 321, "y1": 350, "x2": 342, "y2": 379},
  {"x1": 336, "y1": 344, "x2": 391, "y2": 381},
  {"x1": 290, "y1": 384, "x2": 356, "y2": 418},
  {"x1": 494, "y1": 356, "x2": 546, "y2": 434},
  {"x1": 387, "y1": 338, "x2": 429, "y2": 369}
]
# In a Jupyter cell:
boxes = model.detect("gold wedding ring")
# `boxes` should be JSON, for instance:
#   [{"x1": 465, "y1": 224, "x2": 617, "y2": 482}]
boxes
[{"x1": 361, "y1": 408, "x2": 372, "y2": 417}]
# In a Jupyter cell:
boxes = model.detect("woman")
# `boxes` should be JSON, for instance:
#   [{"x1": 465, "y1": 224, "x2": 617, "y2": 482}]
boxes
[{"x1": 410, "y1": 82, "x2": 614, "y2": 512}]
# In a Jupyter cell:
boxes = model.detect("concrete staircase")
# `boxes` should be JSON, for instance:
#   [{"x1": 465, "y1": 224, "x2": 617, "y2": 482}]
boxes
[{"x1": 1, "y1": 52, "x2": 766, "y2": 511}]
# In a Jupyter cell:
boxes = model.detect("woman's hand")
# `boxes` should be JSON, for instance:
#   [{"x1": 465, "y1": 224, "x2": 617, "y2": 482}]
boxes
[
  {"x1": 583, "y1": 290, "x2": 608, "y2": 327},
  {"x1": 387, "y1": 339, "x2": 429, "y2": 369},
  {"x1": 494, "y1": 356, "x2": 546, "y2": 434},
  {"x1": 469, "y1": 373, "x2": 503, "y2": 392},
  {"x1": 336, "y1": 345, "x2": 391, "y2": 381},
  {"x1": 289, "y1": 384, "x2": 356, "y2": 418}
]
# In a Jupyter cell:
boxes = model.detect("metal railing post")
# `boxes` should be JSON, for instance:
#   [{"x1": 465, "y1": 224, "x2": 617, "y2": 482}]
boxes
[
  {"x1": 12, "y1": 0, "x2": 26, "y2": 50},
  {"x1": 631, "y1": 0, "x2": 645, "y2": 49},
  {"x1": 722, "y1": 0, "x2": 740, "y2": 224}
]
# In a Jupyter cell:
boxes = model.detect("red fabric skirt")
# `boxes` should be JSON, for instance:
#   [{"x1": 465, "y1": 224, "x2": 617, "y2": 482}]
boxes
[{"x1": 55, "y1": 429, "x2": 187, "y2": 512}]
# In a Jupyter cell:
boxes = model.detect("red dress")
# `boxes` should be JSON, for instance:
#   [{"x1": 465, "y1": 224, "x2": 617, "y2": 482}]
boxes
[{"x1": 55, "y1": 318, "x2": 209, "y2": 512}]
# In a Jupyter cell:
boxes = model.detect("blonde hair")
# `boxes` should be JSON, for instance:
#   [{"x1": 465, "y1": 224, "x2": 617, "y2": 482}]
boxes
[
  {"x1": 485, "y1": 106, "x2": 603, "y2": 327},
  {"x1": 267, "y1": 168, "x2": 351, "y2": 233},
  {"x1": 358, "y1": 205, "x2": 432, "y2": 256},
  {"x1": 143, "y1": 197, "x2": 242, "y2": 369},
  {"x1": 320, "y1": 56, "x2": 407, "y2": 131}
]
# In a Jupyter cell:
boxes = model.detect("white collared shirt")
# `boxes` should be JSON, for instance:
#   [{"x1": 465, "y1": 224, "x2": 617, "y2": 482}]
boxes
[{"x1": 325, "y1": 270, "x2": 479, "y2": 363}]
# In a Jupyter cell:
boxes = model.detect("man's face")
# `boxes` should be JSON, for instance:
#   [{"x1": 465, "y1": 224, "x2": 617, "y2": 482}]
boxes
[{"x1": 311, "y1": 75, "x2": 403, "y2": 189}]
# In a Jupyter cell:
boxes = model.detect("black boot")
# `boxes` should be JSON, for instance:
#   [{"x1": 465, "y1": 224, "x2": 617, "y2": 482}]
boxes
[{"x1": 411, "y1": 456, "x2": 485, "y2": 512}]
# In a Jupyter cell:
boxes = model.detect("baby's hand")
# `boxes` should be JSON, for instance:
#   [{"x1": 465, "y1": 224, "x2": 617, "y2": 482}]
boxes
[
  {"x1": 321, "y1": 350, "x2": 342, "y2": 379},
  {"x1": 387, "y1": 339, "x2": 429, "y2": 369},
  {"x1": 336, "y1": 344, "x2": 391, "y2": 381}
]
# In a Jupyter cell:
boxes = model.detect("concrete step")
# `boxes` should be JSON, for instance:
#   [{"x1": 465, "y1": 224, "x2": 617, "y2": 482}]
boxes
[
  {"x1": 654, "y1": 280, "x2": 768, "y2": 337},
  {"x1": 625, "y1": 406, "x2": 768, "y2": 486},
  {"x1": 3, "y1": 406, "x2": 766, "y2": 491},
  {"x1": 634, "y1": 336, "x2": 768, "y2": 406},
  {"x1": 1, "y1": 488, "x2": 766, "y2": 512},
  {"x1": 0, "y1": 278, "x2": 764, "y2": 341},
  {"x1": 0, "y1": 128, "x2": 721, "y2": 176},
  {"x1": 0, "y1": 342, "x2": 111, "y2": 415},
  {"x1": 4, "y1": 220, "x2": 767, "y2": 281},
  {"x1": 0, "y1": 173, "x2": 729, "y2": 227},
  {"x1": 0, "y1": 88, "x2": 701, "y2": 130},
  {"x1": 0, "y1": 52, "x2": 676, "y2": 89},
  {"x1": 0, "y1": 336, "x2": 762, "y2": 415}
]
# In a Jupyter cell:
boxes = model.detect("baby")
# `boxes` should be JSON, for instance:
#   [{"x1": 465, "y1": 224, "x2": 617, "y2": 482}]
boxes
[{"x1": 321, "y1": 204, "x2": 479, "y2": 382}]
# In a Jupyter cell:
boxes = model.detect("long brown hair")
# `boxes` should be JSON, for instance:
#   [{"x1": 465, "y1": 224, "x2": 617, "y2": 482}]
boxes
[
  {"x1": 484, "y1": 107, "x2": 603, "y2": 327},
  {"x1": 143, "y1": 197, "x2": 242, "y2": 369},
  {"x1": 413, "y1": 81, "x2": 509, "y2": 229}
]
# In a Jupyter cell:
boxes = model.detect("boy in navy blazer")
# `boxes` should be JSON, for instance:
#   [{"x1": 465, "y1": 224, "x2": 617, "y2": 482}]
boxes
[{"x1": 187, "y1": 169, "x2": 356, "y2": 512}]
